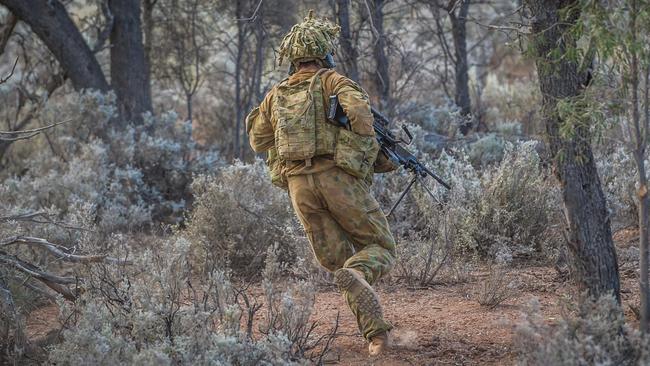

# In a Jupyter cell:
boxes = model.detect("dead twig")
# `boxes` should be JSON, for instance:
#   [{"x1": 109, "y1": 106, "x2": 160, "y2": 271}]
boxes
[
  {"x1": 1, "y1": 236, "x2": 131, "y2": 265},
  {"x1": 0, "y1": 118, "x2": 73, "y2": 141},
  {"x1": 0, "y1": 251, "x2": 77, "y2": 285},
  {"x1": 0, "y1": 56, "x2": 18, "y2": 84},
  {"x1": 0, "y1": 211, "x2": 91, "y2": 232},
  {"x1": 236, "y1": 0, "x2": 263, "y2": 22}
]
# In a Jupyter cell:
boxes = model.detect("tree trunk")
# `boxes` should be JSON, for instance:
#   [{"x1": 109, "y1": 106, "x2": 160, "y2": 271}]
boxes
[
  {"x1": 637, "y1": 152, "x2": 649, "y2": 331},
  {"x1": 527, "y1": 0, "x2": 621, "y2": 301},
  {"x1": 368, "y1": 0, "x2": 390, "y2": 110},
  {"x1": 336, "y1": 0, "x2": 359, "y2": 82},
  {"x1": 644, "y1": 60, "x2": 650, "y2": 332},
  {"x1": 449, "y1": 0, "x2": 472, "y2": 135},
  {"x1": 143, "y1": 0, "x2": 156, "y2": 89},
  {"x1": 233, "y1": 0, "x2": 245, "y2": 160},
  {"x1": 109, "y1": 0, "x2": 152, "y2": 124},
  {"x1": 0, "y1": 0, "x2": 108, "y2": 92},
  {"x1": 0, "y1": 12, "x2": 17, "y2": 54},
  {"x1": 628, "y1": 0, "x2": 650, "y2": 332},
  {"x1": 186, "y1": 93, "x2": 193, "y2": 125}
]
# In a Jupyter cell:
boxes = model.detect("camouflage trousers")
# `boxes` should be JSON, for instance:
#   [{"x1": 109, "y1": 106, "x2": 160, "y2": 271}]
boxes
[{"x1": 287, "y1": 166, "x2": 396, "y2": 340}]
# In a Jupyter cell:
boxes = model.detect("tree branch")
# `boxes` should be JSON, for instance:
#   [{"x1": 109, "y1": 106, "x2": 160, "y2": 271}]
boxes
[
  {"x1": 1, "y1": 236, "x2": 131, "y2": 265},
  {"x1": 0, "y1": 118, "x2": 72, "y2": 141},
  {"x1": 0, "y1": 56, "x2": 18, "y2": 84},
  {"x1": 0, "y1": 251, "x2": 77, "y2": 284}
]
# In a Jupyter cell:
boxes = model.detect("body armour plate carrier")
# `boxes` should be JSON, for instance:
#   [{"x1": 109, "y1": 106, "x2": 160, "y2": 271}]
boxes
[{"x1": 272, "y1": 70, "x2": 339, "y2": 161}]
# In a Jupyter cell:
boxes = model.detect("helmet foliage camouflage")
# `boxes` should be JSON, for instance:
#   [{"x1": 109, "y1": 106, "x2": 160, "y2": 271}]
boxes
[{"x1": 278, "y1": 10, "x2": 340, "y2": 66}]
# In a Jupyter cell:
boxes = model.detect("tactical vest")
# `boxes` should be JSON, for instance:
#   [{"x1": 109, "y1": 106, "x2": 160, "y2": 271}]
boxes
[{"x1": 272, "y1": 70, "x2": 339, "y2": 162}]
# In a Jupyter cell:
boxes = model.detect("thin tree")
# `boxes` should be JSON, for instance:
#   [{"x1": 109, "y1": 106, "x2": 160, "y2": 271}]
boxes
[
  {"x1": 586, "y1": 0, "x2": 650, "y2": 328},
  {"x1": 446, "y1": 0, "x2": 472, "y2": 134},
  {"x1": 157, "y1": 0, "x2": 212, "y2": 124},
  {"x1": 109, "y1": 0, "x2": 152, "y2": 123},
  {"x1": 525, "y1": 0, "x2": 621, "y2": 301},
  {"x1": 336, "y1": 0, "x2": 359, "y2": 82},
  {"x1": 0, "y1": 0, "x2": 152, "y2": 123},
  {"x1": 366, "y1": 0, "x2": 391, "y2": 110}
]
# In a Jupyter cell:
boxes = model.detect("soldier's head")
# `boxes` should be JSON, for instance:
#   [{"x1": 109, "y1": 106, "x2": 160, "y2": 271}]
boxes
[{"x1": 278, "y1": 10, "x2": 340, "y2": 72}]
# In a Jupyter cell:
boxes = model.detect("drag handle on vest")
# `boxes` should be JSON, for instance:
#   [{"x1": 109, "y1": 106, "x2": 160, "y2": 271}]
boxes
[{"x1": 328, "y1": 95, "x2": 351, "y2": 130}]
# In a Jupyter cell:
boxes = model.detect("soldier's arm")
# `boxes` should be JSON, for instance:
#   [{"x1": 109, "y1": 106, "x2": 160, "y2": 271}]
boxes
[
  {"x1": 329, "y1": 75, "x2": 375, "y2": 137},
  {"x1": 246, "y1": 90, "x2": 275, "y2": 152}
]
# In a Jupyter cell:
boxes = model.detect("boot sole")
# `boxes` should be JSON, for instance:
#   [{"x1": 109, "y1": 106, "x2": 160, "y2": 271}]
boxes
[{"x1": 334, "y1": 268, "x2": 383, "y2": 319}]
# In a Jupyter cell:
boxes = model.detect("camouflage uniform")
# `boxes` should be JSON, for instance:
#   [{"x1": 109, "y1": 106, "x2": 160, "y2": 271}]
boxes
[{"x1": 246, "y1": 12, "x2": 396, "y2": 342}]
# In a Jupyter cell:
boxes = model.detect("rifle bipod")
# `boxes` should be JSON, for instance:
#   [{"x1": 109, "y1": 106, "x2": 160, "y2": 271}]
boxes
[{"x1": 387, "y1": 174, "x2": 440, "y2": 218}]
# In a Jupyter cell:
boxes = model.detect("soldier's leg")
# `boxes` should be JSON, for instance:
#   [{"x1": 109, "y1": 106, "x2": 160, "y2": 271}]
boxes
[
  {"x1": 315, "y1": 168, "x2": 396, "y2": 282},
  {"x1": 314, "y1": 168, "x2": 397, "y2": 341},
  {"x1": 287, "y1": 174, "x2": 355, "y2": 271}
]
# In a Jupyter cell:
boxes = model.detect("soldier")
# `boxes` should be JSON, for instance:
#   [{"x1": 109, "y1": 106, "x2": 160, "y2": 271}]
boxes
[{"x1": 246, "y1": 11, "x2": 396, "y2": 356}]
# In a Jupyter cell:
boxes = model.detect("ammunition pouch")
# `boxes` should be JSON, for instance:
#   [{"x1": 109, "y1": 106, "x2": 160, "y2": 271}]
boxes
[
  {"x1": 266, "y1": 147, "x2": 288, "y2": 190},
  {"x1": 334, "y1": 129, "x2": 379, "y2": 179}
]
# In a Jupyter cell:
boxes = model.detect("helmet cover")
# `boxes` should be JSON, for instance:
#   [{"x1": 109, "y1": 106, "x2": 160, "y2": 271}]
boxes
[{"x1": 278, "y1": 10, "x2": 340, "y2": 66}]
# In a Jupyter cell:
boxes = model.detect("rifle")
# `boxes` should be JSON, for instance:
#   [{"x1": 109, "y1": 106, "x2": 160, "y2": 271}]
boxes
[{"x1": 328, "y1": 95, "x2": 451, "y2": 216}]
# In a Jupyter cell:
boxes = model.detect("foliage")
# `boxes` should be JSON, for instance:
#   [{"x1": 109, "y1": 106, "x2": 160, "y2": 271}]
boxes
[
  {"x1": 374, "y1": 138, "x2": 560, "y2": 287},
  {"x1": 0, "y1": 91, "x2": 219, "y2": 232},
  {"x1": 466, "y1": 133, "x2": 507, "y2": 168},
  {"x1": 597, "y1": 147, "x2": 642, "y2": 229},
  {"x1": 48, "y1": 235, "x2": 334, "y2": 365},
  {"x1": 475, "y1": 262, "x2": 519, "y2": 309},
  {"x1": 516, "y1": 295, "x2": 650, "y2": 366},
  {"x1": 184, "y1": 160, "x2": 310, "y2": 277},
  {"x1": 459, "y1": 141, "x2": 560, "y2": 257}
]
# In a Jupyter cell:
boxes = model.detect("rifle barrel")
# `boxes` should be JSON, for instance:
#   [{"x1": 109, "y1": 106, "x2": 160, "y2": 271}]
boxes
[{"x1": 421, "y1": 165, "x2": 451, "y2": 190}]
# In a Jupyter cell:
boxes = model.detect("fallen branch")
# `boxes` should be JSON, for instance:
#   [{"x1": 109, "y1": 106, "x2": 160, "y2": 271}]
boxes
[
  {"x1": 0, "y1": 118, "x2": 73, "y2": 142},
  {"x1": 0, "y1": 211, "x2": 91, "y2": 231},
  {"x1": 0, "y1": 56, "x2": 18, "y2": 84},
  {"x1": 0, "y1": 251, "x2": 77, "y2": 284},
  {"x1": 1, "y1": 236, "x2": 131, "y2": 265},
  {"x1": 1, "y1": 251, "x2": 78, "y2": 301}
]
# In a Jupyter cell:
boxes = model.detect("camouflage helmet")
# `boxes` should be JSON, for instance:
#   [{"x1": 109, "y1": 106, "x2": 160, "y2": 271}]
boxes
[{"x1": 278, "y1": 10, "x2": 340, "y2": 66}]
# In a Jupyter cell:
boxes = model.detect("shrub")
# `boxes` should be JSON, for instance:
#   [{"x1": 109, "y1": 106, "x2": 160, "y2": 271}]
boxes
[
  {"x1": 0, "y1": 90, "x2": 220, "y2": 233},
  {"x1": 457, "y1": 141, "x2": 560, "y2": 257},
  {"x1": 475, "y1": 262, "x2": 519, "y2": 308},
  {"x1": 375, "y1": 139, "x2": 559, "y2": 277},
  {"x1": 184, "y1": 160, "x2": 310, "y2": 277},
  {"x1": 399, "y1": 102, "x2": 466, "y2": 138},
  {"x1": 49, "y1": 235, "x2": 335, "y2": 365},
  {"x1": 597, "y1": 147, "x2": 641, "y2": 229},
  {"x1": 516, "y1": 295, "x2": 650, "y2": 366},
  {"x1": 467, "y1": 133, "x2": 506, "y2": 168}
]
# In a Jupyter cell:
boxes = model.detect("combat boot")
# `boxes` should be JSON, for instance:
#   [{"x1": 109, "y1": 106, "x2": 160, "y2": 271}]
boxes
[
  {"x1": 334, "y1": 268, "x2": 391, "y2": 355},
  {"x1": 368, "y1": 331, "x2": 391, "y2": 356},
  {"x1": 333, "y1": 268, "x2": 383, "y2": 320}
]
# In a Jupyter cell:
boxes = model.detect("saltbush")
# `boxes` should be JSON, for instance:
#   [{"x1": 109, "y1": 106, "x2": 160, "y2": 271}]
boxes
[
  {"x1": 48, "y1": 235, "x2": 332, "y2": 365},
  {"x1": 0, "y1": 90, "x2": 219, "y2": 233},
  {"x1": 380, "y1": 140, "x2": 559, "y2": 262},
  {"x1": 184, "y1": 160, "x2": 309, "y2": 276},
  {"x1": 516, "y1": 295, "x2": 650, "y2": 366},
  {"x1": 597, "y1": 147, "x2": 643, "y2": 229},
  {"x1": 458, "y1": 141, "x2": 560, "y2": 257}
]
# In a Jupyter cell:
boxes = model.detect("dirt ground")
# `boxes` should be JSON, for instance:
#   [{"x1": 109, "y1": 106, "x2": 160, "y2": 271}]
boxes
[
  {"x1": 25, "y1": 230, "x2": 641, "y2": 366},
  {"x1": 313, "y1": 265, "x2": 561, "y2": 366}
]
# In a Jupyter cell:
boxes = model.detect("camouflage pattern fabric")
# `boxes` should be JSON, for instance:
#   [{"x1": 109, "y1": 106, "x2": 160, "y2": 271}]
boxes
[
  {"x1": 247, "y1": 67, "x2": 395, "y2": 341},
  {"x1": 287, "y1": 167, "x2": 395, "y2": 339},
  {"x1": 278, "y1": 10, "x2": 340, "y2": 66},
  {"x1": 247, "y1": 68, "x2": 379, "y2": 178}
]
